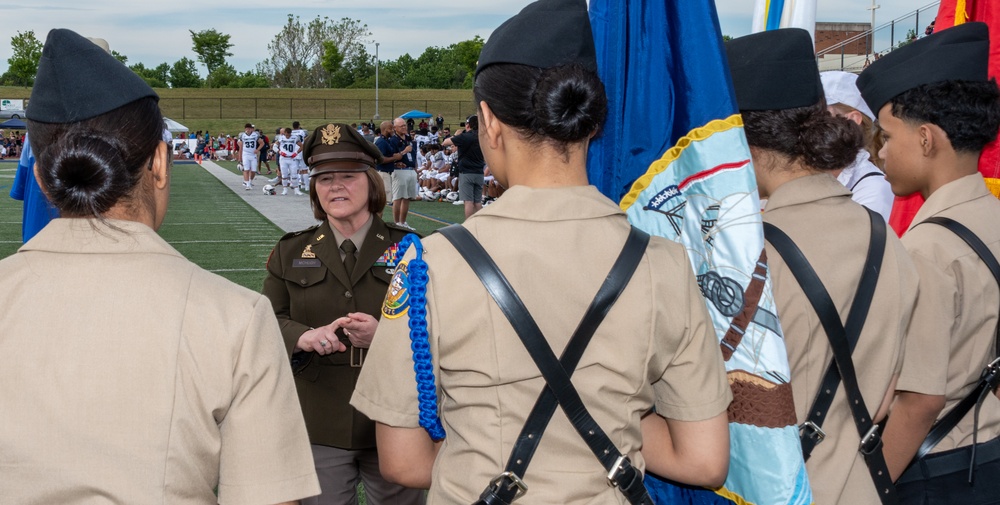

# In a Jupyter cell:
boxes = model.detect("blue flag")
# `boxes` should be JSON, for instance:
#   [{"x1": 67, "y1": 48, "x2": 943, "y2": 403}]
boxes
[{"x1": 588, "y1": 1, "x2": 814, "y2": 504}]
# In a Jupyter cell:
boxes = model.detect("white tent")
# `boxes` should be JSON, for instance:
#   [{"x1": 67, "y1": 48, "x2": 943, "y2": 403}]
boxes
[{"x1": 163, "y1": 117, "x2": 188, "y2": 134}]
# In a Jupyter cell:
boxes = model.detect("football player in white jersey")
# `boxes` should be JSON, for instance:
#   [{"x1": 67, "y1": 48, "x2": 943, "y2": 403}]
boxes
[
  {"x1": 291, "y1": 121, "x2": 310, "y2": 191},
  {"x1": 275, "y1": 127, "x2": 303, "y2": 195},
  {"x1": 238, "y1": 123, "x2": 262, "y2": 190}
]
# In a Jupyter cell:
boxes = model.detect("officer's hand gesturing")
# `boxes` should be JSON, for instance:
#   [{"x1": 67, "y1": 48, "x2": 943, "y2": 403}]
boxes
[{"x1": 297, "y1": 323, "x2": 348, "y2": 355}]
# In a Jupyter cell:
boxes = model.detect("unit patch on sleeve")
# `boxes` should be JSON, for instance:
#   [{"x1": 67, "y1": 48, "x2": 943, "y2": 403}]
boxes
[{"x1": 381, "y1": 262, "x2": 410, "y2": 319}]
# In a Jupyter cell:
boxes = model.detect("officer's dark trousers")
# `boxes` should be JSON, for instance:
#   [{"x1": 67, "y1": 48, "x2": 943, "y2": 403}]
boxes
[{"x1": 896, "y1": 436, "x2": 1000, "y2": 504}]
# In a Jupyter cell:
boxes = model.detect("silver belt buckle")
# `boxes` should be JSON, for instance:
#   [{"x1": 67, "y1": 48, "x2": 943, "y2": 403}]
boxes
[
  {"x1": 800, "y1": 421, "x2": 826, "y2": 445},
  {"x1": 488, "y1": 471, "x2": 528, "y2": 500},
  {"x1": 350, "y1": 346, "x2": 365, "y2": 367},
  {"x1": 859, "y1": 425, "x2": 883, "y2": 455},
  {"x1": 607, "y1": 455, "x2": 627, "y2": 487}
]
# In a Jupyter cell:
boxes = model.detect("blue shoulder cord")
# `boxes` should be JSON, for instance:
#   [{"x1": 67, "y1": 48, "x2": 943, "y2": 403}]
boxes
[{"x1": 398, "y1": 234, "x2": 446, "y2": 441}]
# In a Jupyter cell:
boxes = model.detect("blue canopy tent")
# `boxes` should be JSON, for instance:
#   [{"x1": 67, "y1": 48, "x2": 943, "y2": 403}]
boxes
[
  {"x1": 399, "y1": 110, "x2": 433, "y2": 119},
  {"x1": 0, "y1": 118, "x2": 26, "y2": 129}
]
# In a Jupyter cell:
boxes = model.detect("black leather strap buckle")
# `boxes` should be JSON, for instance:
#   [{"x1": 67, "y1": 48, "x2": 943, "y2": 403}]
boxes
[
  {"x1": 607, "y1": 455, "x2": 627, "y2": 487},
  {"x1": 800, "y1": 421, "x2": 826, "y2": 445},
  {"x1": 488, "y1": 471, "x2": 528, "y2": 501},
  {"x1": 860, "y1": 425, "x2": 883, "y2": 456}
]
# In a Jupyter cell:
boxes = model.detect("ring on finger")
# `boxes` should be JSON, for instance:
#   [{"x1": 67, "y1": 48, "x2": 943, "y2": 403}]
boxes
[{"x1": 320, "y1": 340, "x2": 328, "y2": 348}]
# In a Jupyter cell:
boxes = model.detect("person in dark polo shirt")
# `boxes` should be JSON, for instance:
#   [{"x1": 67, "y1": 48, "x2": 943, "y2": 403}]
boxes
[
  {"x1": 443, "y1": 115, "x2": 486, "y2": 218},
  {"x1": 373, "y1": 120, "x2": 410, "y2": 205}
]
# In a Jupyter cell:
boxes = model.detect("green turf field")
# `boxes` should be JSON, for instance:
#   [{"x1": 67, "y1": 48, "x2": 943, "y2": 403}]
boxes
[{"x1": 0, "y1": 160, "x2": 464, "y2": 291}]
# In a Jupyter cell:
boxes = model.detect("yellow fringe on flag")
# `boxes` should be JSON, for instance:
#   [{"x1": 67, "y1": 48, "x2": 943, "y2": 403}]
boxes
[
  {"x1": 713, "y1": 486, "x2": 758, "y2": 505},
  {"x1": 956, "y1": 0, "x2": 968, "y2": 24},
  {"x1": 985, "y1": 177, "x2": 1000, "y2": 198},
  {"x1": 620, "y1": 114, "x2": 745, "y2": 212}
]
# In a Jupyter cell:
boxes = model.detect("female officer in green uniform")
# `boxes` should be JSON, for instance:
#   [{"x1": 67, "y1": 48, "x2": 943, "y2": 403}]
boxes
[{"x1": 262, "y1": 124, "x2": 424, "y2": 505}]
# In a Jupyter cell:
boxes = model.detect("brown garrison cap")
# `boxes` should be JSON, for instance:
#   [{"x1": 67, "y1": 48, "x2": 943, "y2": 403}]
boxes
[{"x1": 303, "y1": 123, "x2": 384, "y2": 176}]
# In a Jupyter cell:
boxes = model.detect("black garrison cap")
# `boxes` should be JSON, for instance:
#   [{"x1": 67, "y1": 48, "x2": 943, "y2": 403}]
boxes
[
  {"x1": 858, "y1": 22, "x2": 990, "y2": 116},
  {"x1": 304, "y1": 123, "x2": 385, "y2": 176},
  {"x1": 725, "y1": 28, "x2": 823, "y2": 111},
  {"x1": 28, "y1": 29, "x2": 158, "y2": 124},
  {"x1": 476, "y1": 0, "x2": 597, "y2": 76}
]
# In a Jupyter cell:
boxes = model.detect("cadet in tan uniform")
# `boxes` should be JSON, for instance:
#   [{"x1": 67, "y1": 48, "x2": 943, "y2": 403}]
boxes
[
  {"x1": 350, "y1": 1, "x2": 732, "y2": 503},
  {"x1": 0, "y1": 29, "x2": 319, "y2": 504},
  {"x1": 261, "y1": 124, "x2": 424, "y2": 505},
  {"x1": 857, "y1": 22, "x2": 1000, "y2": 503},
  {"x1": 726, "y1": 29, "x2": 919, "y2": 504}
]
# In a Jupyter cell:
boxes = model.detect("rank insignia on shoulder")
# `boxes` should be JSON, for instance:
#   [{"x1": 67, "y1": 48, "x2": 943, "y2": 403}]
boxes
[
  {"x1": 374, "y1": 243, "x2": 401, "y2": 268},
  {"x1": 301, "y1": 244, "x2": 316, "y2": 259},
  {"x1": 382, "y1": 262, "x2": 410, "y2": 319}
]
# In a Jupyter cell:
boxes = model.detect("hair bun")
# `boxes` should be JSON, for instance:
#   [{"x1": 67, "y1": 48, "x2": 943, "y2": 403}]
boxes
[
  {"x1": 530, "y1": 64, "x2": 607, "y2": 143},
  {"x1": 798, "y1": 112, "x2": 864, "y2": 170},
  {"x1": 41, "y1": 134, "x2": 133, "y2": 216}
]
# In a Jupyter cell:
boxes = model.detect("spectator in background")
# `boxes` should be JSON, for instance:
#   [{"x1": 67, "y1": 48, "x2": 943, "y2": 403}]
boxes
[
  {"x1": 390, "y1": 117, "x2": 418, "y2": 229},
  {"x1": 436, "y1": 113, "x2": 444, "y2": 131},
  {"x1": 925, "y1": 20, "x2": 935, "y2": 37},
  {"x1": 820, "y1": 71, "x2": 894, "y2": 221},
  {"x1": 361, "y1": 123, "x2": 375, "y2": 143},
  {"x1": 418, "y1": 118, "x2": 428, "y2": 131},
  {"x1": 443, "y1": 115, "x2": 486, "y2": 218},
  {"x1": 406, "y1": 117, "x2": 415, "y2": 133},
  {"x1": 258, "y1": 128, "x2": 273, "y2": 175}
]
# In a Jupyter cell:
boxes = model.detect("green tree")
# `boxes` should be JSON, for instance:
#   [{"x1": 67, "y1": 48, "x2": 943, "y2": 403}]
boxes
[
  {"x1": 169, "y1": 57, "x2": 202, "y2": 88},
  {"x1": 129, "y1": 62, "x2": 169, "y2": 88},
  {"x1": 112, "y1": 50, "x2": 128, "y2": 65},
  {"x1": 896, "y1": 29, "x2": 918, "y2": 49},
  {"x1": 320, "y1": 40, "x2": 343, "y2": 76},
  {"x1": 206, "y1": 63, "x2": 237, "y2": 88},
  {"x1": 2, "y1": 31, "x2": 43, "y2": 86},
  {"x1": 190, "y1": 29, "x2": 233, "y2": 76},
  {"x1": 258, "y1": 15, "x2": 371, "y2": 88},
  {"x1": 329, "y1": 48, "x2": 376, "y2": 89},
  {"x1": 379, "y1": 37, "x2": 485, "y2": 89}
]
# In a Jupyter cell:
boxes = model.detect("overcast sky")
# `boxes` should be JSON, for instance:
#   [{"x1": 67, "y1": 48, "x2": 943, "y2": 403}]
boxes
[{"x1": 0, "y1": 0, "x2": 936, "y2": 78}]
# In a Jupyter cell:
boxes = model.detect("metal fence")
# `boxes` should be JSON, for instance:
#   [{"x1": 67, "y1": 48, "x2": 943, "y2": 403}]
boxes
[
  {"x1": 818, "y1": 2, "x2": 940, "y2": 73},
  {"x1": 158, "y1": 97, "x2": 477, "y2": 124}
]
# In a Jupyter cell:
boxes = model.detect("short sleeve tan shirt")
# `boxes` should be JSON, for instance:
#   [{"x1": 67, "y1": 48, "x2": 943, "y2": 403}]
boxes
[
  {"x1": 898, "y1": 174, "x2": 1000, "y2": 452},
  {"x1": 0, "y1": 219, "x2": 320, "y2": 504},
  {"x1": 764, "y1": 175, "x2": 918, "y2": 504},
  {"x1": 352, "y1": 185, "x2": 732, "y2": 505}
]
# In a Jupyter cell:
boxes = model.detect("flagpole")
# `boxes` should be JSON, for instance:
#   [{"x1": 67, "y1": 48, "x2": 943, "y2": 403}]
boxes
[{"x1": 869, "y1": 0, "x2": 881, "y2": 57}]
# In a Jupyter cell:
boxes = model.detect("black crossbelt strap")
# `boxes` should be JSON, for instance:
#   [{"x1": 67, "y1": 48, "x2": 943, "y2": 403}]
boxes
[
  {"x1": 911, "y1": 217, "x2": 1000, "y2": 471},
  {"x1": 438, "y1": 225, "x2": 652, "y2": 505},
  {"x1": 764, "y1": 208, "x2": 897, "y2": 504}
]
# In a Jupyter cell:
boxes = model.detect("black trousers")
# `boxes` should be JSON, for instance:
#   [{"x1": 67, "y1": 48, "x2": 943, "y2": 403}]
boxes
[{"x1": 896, "y1": 437, "x2": 1000, "y2": 505}]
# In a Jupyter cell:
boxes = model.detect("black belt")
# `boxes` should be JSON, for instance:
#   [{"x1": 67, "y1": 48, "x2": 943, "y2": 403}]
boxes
[
  {"x1": 438, "y1": 225, "x2": 653, "y2": 505},
  {"x1": 898, "y1": 436, "x2": 1000, "y2": 484}
]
